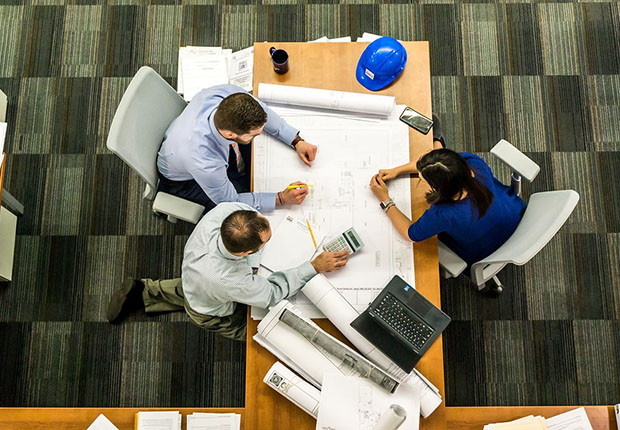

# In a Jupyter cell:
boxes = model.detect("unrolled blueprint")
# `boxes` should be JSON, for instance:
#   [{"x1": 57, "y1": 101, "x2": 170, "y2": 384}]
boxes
[
  {"x1": 253, "y1": 86, "x2": 415, "y2": 317},
  {"x1": 317, "y1": 374, "x2": 420, "y2": 430}
]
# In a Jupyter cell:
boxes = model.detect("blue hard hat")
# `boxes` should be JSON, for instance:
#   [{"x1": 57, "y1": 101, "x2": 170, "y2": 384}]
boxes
[{"x1": 356, "y1": 37, "x2": 407, "y2": 91}]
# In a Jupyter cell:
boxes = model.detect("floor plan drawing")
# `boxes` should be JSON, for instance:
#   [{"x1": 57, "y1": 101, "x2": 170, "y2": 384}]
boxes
[{"x1": 253, "y1": 100, "x2": 415, "y2": 315}]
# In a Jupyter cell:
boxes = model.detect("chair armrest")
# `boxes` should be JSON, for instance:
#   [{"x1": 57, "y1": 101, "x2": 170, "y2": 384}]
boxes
[
  {"x1": 153, "y1": 192, "x2": 204, "y2": 224},
  {"x1": 491, "y1": 139, "x2": 540, "y2": 182},
  {"x1": 438, "y1": 240, "x2": 467, "y2": 278}
]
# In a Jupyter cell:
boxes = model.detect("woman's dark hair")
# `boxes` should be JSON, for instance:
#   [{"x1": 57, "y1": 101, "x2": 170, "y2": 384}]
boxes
[
  {"x1": 416, "y1": 149, "x2": 493, "y2": 219},
  {"x1": 221, "y1": 210, "x2": 270, "y2": 253}
]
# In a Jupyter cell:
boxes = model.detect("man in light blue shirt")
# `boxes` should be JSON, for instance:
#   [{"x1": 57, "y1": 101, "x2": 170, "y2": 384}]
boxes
[
  {"x1": 157, "y1": 84, "x2": 318, "y2": 212},
  {"x1": 107, "y1": 202, "x2": 349, "y2": 341}
]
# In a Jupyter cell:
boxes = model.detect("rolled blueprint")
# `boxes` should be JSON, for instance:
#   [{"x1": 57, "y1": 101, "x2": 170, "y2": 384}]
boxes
[
  {"x1": 302, "y1": 274, "x2": 442, "y2": 418},
  {"x1": 372, "y1": 404, "x2": 407, "y2": 430},
  {"x1": 279, "y1": 309, "x2": 399, "y2": 393},
  {"x1": 263, "y1": 362, "x2": 321, "y2": 419},
  {"x1": 258, "y1": 83, "x2": 396, "y2": 116},
  {"x1": 302, "y1": 275, "x2": 408, "y2": 379}
]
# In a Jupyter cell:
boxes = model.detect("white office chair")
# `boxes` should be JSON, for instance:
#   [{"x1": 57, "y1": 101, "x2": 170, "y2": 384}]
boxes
[
  {"x1": 106, "y1": 66, "x2": 205, "y2": 224},
  {"x1": 438, "y1": 139, "x2": 579, "y2": 292}
]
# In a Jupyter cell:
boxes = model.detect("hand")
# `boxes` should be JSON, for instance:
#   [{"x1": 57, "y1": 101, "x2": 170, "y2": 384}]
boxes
[
  {"x1": 370, "y1": 174, "x2": 390, "y2": 201},
  {"x1": 295, "y1": 140, "x2": 317, "y2": 167},
  {"x1": 279, "y1": 181, "x2": 309, "y2": 205},
  {"x1": 311, "y1": 251, "x2": 349, "y2": 273},
  {"x1": 377, "y1": 168, "x2": 399, "y2": 182}
]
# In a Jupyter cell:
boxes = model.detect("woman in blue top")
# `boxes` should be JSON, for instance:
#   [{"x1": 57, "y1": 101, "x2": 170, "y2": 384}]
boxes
[{"x1": 370, "y1": 131, "x2": 525, "y2": 294}]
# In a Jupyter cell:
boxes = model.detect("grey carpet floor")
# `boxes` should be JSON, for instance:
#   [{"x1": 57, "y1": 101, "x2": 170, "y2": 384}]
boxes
[{"x1": 0, "y1": 1, "x2": 618, "y2": 408}]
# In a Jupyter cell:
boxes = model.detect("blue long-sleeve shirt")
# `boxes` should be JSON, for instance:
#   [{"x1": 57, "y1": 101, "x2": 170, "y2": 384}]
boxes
[
  {"x1": 157, "y1": 84, "x2": 299, "y2": 212},
  {"x1": 408, "y1": 153, "x2": 526, "y2": 265}
]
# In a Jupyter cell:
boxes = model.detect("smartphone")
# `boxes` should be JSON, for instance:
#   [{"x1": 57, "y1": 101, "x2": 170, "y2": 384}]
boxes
[{"x1": 399, "y1": 107, "x2": 433, "y2": 135}]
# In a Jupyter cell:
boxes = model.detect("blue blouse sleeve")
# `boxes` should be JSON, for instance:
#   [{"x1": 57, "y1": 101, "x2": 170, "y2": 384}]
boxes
[{"x1": 408, "y1": 206, "x2": 450, "y2": 242}]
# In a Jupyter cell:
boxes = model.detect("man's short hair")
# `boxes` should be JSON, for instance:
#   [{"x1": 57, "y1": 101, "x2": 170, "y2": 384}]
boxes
[
  {"x1": 213, "y1": 93, "x2": 268, "y2": 135},
  {"x1": 220, "y1": 210, "x2": 270, "y2": 254}
]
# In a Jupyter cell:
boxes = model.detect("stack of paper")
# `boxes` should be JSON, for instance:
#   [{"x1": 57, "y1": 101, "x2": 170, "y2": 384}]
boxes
[
  {"x1": 135, "y1": 411, "x2": 181, "y2": 430},
  {"x1": 187, "y1": 412, "x2": 241, "y2": 430},
  {"x1": 178, "y1": 46, "x2": 254, "y2": 101},
  {"x1": 484, "y1": 408, "x2": 593, "y2": 430},
  {"x1": 484, "y1": 415, "x2": 547, "y2": 430},
  {"x1": 87, "y1": 414, "x2": 118, "y2": 430}
]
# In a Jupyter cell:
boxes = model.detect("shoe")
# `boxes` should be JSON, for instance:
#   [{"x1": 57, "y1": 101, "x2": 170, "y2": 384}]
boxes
[
  {"x1": 107, "y1": 278, "x2": 145, "y2": 323},
  {"x1": 432, "y1": 114, "x2": 446, "y2": 148}
]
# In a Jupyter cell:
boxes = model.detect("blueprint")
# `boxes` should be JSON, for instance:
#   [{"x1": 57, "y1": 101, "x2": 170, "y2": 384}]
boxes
[
  {"x1": 316, "y1": 374, "x2": 420, "y2": 430},
  {"x1": 253, "y1": 97, "x2": 415, "y2": 316}
]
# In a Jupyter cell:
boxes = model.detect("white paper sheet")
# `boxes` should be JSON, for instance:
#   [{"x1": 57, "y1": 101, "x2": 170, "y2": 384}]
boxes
[
  {"x1": 260, "y1": 216, "x2": 320, "y2": 273},
  {"x1": 547, "y1": 408, "x2": 593, "y2": 430},
  {"x1": 179, "y1": 46, "x2": 229, "y2": 101},
  {"x1": 229, "y1": 46, "x2": 254, "y2": 92},
  {"x1": 88, "y1": 414, "x2": 119, "y2": 430},
  {"x1": 309, "y1": 36, "x2": 329, "y2": 43},
  {"x1": 258, "y1": 83, "x2": 396, "y2": 116},
  {"x1": 484, "y1": 415, "x2": 547, "y2": 430},
  {"x1": 253, "y1": 94, "x2": 414, "y2": 317},
  {"x1": 317, "y1": 374, "x2": 420, "y2": 430},
  {"x1": 328, "y1": 36, "x2": 352, "y2": 42},
  {"x1": 187, "y1": 413, "x2": 239, "y2": 430},
  {"x1": 0, "y1": 122, "x2": 6, "y2": 166},
  {"x1": 263, "y1": 361, "x2": 321, "y2": 418},
  {"x1": 136, "y1": 411, "x2": 181, "y2": 430}
]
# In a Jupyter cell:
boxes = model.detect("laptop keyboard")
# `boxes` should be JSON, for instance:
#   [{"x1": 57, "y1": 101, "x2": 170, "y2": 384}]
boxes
[{"x1": 373, "y1": 293, "x2": 434, "y2": 350}]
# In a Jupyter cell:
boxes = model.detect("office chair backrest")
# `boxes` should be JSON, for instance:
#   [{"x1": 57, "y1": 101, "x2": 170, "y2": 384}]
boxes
[
  {"x1": 106, "y1": 66, "x2": 187, "y2": 193},
  {"x1": 471, "y1": 190, "x2": 579, "y2": 285}
]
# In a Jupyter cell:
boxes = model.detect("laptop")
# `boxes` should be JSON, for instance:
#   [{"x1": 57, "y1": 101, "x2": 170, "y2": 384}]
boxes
[{"x1": 350, "y1": 275, "x2": 451, "y2": 373}]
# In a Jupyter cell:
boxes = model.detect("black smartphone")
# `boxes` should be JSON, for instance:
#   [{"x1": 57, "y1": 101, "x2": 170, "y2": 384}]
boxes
[{"x1": 399, "y1": 107, "x2": 433, "y2": 135}]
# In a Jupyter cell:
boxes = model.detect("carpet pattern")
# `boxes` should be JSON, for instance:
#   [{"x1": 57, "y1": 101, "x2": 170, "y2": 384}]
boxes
[{"x1": 0, "y1": 0, "x2": 618, "y2": 408}]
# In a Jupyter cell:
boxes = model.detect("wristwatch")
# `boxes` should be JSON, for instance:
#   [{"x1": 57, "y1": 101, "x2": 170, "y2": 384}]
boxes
[
  {"x1": 291, "y1": 134, "x2": 303, "y2": 148},
  {"x1": 380, "y1": 198, "x2": 395, "y2": 212}
]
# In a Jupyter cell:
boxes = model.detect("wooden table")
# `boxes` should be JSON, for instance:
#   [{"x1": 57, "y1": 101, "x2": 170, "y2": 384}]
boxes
[
  {"x1": 0, "y1": 42, "x2": 615, "y2": 430},
  {"x1": 245, "y1": 41, "x2": 442, "y2": 430}
]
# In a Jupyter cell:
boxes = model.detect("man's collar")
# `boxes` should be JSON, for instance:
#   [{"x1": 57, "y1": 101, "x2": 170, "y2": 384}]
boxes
[
  {"x1": 209, "y1": 110, "x2": 233, "y2": 148},
  {"x1": 216, "y1": 236, "x2": 244, "y2": 260}
]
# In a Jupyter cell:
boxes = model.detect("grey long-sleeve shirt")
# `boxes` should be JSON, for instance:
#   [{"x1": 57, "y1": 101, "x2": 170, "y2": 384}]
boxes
[{"x1": 182, "y1": 202, "x2": 317, "y2": 317}]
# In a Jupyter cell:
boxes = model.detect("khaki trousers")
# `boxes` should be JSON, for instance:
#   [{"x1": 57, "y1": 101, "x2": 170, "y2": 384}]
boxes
[{"x1": 142, "y1": 278, "x2": 247, "y2": 342}]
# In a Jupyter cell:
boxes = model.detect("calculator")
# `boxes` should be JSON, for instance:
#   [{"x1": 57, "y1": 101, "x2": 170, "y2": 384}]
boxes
[{"x1": 322, "y1": 227, "x2": 364, "y2": 255}]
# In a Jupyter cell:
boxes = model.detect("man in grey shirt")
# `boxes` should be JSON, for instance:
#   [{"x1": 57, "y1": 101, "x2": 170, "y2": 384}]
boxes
[{"x1": 107, "y1": 202, "x2": 348, "y2": 341}]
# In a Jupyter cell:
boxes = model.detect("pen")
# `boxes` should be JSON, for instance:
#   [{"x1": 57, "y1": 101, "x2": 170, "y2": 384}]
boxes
[
  {"x1": 306, "y1": 220, "x2": 318, "y2": 248},
  {"x1": 300, "y1": 206, "x2": 318, "y2": 248},
  {"x1": 286, "y1": 184, "x2": 314, "y2": 189}
]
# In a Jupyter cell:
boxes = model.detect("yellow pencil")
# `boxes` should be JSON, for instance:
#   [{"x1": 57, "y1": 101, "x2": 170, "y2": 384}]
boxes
[
  {"x1": 286, "y1": 184, "x2": 314, "y2": 189},
  {"x1": 306, "y1": 220, "x2": 318, "y2": 248}
]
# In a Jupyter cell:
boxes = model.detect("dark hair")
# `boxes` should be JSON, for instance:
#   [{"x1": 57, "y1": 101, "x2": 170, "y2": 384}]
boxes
[
  {"x1": 416, "y1": 149, "x2": 493, "y2": 219},
  {"x1": 220, "y1": 210, "x2": 270, "y2": 253},
  {"x1": 213, "y1": 93, "x2": 267, "y2": 135}
]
